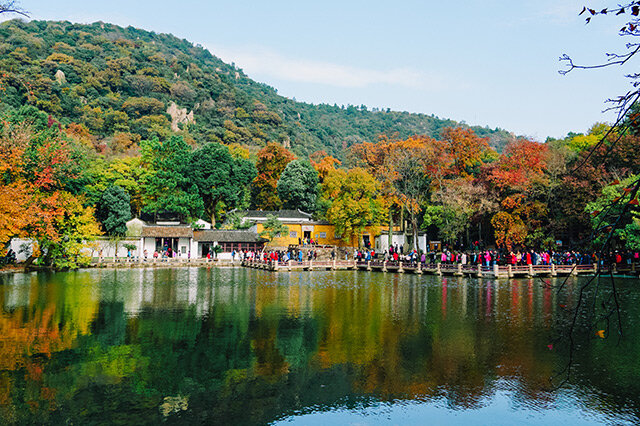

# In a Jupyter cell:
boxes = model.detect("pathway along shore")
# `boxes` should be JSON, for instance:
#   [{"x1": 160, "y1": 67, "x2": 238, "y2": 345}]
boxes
[
  {"x1": 242, "y1": 258, "x2": 640, "y2": 278},
  {"x1": 2, "y1": 257, "x2": 638, "y2": 279}
]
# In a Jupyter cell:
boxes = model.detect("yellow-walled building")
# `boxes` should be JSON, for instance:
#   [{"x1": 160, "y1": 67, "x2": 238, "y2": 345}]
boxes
[{"x1": 239, "y1": 209, "x2": 385, "y2": 248}]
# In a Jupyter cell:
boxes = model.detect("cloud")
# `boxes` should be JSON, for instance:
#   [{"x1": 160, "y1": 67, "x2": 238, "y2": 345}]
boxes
[{"x1": 208, "y1": 45, "x2": 446, "y2": 90}]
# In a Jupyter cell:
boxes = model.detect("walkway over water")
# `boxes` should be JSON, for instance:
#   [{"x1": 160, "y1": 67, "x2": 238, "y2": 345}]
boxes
[{"x1": 241, "y1": 258, "x2": 612, "y2": 278}]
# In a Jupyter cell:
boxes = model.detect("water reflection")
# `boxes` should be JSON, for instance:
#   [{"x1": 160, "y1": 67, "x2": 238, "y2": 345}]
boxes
[{"x1": 0, "y1": 268, "x2": 637, "y2": 424}]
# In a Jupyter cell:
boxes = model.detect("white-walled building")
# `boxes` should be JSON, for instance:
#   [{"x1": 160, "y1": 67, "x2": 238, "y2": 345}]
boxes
[
  {"x1": 375, "y1": 231, "x2": 428, "y2": 253},
  {"x1": 193, "y1": 229, "x2": 267, "y2": 260}
]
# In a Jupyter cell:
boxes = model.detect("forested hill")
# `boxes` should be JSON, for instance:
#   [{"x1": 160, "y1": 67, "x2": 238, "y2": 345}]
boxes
[{"x1": 0, "y1": 19, "x2": 513, "y2": 158}]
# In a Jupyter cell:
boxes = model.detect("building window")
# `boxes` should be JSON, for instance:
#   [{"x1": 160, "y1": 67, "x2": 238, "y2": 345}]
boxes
[
  {"x1": 317, "y1": 232, "x2": 327, "y2": 239},
  {"x1": 289, "y1": 231, "x2": 297, "y2": 238}
]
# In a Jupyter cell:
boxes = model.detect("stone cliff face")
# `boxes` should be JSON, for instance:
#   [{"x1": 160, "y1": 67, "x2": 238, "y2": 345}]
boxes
[
  {"x1": 55, "y1": 69, "x2": 66, "y2": 84},
  {"x1": 167, "y1": 102, "x2": 195, "y2": 131}
]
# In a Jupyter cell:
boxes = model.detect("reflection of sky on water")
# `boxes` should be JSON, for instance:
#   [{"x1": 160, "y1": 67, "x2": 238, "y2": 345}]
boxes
[
  {"x1": 0, "y1": 268, "x2": 638, "y2": 424},
  {"x1": 276, "y1": 388, "x2": 637, "y2": 425}
]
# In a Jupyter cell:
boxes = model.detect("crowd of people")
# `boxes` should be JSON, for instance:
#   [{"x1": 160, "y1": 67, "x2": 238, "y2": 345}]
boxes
[
  {"x1": 349, "y1": 245, "x2": 640, "y2": 268},
  {"x1": 241, "y1": 241, "x2": 640, "y2": 269},
  {"x1": 9, "y1": 243, "x2": 635, "y2": 267},
  {"x1": 240, "y1": 248, "x2": 319, "y2": 263}
]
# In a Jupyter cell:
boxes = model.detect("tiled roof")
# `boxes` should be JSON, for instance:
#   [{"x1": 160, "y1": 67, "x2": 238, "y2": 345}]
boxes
[
  {"x1": 240, "y1": 209, "x2": 312, "y2": 219},
  {"x1": 194, "y1": 230, "x2": 268, "y2": 243},
  {"x1": 141, "y1": 226, "x2": 193, "y2": 238}
]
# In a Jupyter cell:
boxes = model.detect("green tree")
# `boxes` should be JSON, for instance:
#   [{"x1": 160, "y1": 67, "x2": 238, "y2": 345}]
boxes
[
  {"x1": 187, "y1": 143, "x2": 256, "y2": 226},
  {"x1": 141, "y1": 136, "x2": 203, "y2": 221},
  {"x1": 259, "y1": 214, "x2": 288, "y2": 242},
  {"x1": 96, "y1": 185, "x2": 132, "y2": 236},
  {"x1": 586, "y1": 174, "x2": 640, "y2": 250},
  {"x1": 276, "y1": 160, "x2": 319, "y2": 213},
  {"x1": 225, "y1": 211, "x2": 254, "y2": 230}
]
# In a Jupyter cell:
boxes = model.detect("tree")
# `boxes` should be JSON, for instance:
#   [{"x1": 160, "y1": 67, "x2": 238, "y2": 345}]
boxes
[
  {"x1": 0, "y1": 120, "x2": 31, "y2": 246},
  {"x1": 386, "y1": 136, "x2": 446, "y2": 250},
  {"x1": 560, "y1": 3, "x2": 640, "y2": 122},
  {"x1": 490, "y1": 211, "x2": 527, "y2": 251},
  {"x1": 37, "y1": 192, "x2": 102, "y2": 269},
  {"x1": 486, "y1": 139, "x2": 548, "y2": 192},
  {"x1": 187, "y1": 143, "x2": 256, "y2": 225},
  {"x1": 259, "y1": 214, "x2": 288, "y2": 242},
  {"x1": 565, "y1": 123, "x2": 610, "y2": 153},
  {"x1": 276, "y1": 160, "x2": 319, "y2": 213},
  {"x1": 586, "y1": 174, "x2": 640, "y2": 250},
  {"x1": 251, "y1": 143, "x2": 294, "y2": 210},
  {"x1": 0, "y1": 182, "x2": 30, "y2": 247},
  {"x1": 309, "y1": 150, "x2": 341, "y2": 182},
  {"x1": 349, "y1": 137, "x2": 397, "y2": 247},
  {"x1": 0, "y1": 111, "x2": 101, "y2": 268},
  {"x1": 424, "y1": 178, "x2": 496, "y2": 245},
  {"x1": 441, "y1": 127, "x2": 489, "y2": 177},
  {"x1": 555, "y1": 2, "x2": 640, "y2": 385},
  {"x1": 96, "y1": 186, "x2": 132, "y2": 236},
  {"x1": 321, "y1": 168, "x2": 387, "y2": 247},
  {"x1": 85, "y1": 157, "x2": 150, "y2": 217},
  {"x1": 141, "y1": 136, "x2": 204, "y2": 221},
  {"x1": 224, "y1": 211, "x2": 254, "y2": 230}
]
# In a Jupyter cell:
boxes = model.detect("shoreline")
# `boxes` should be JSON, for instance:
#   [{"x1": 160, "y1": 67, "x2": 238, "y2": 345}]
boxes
[{"x1": 0, "y1": 259, "x2": 244, "y2": 275}]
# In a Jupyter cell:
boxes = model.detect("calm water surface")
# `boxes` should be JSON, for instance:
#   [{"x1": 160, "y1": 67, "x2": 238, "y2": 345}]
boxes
[{"x1": 0, "y1": 268, "x2": 638, "y2": 425}]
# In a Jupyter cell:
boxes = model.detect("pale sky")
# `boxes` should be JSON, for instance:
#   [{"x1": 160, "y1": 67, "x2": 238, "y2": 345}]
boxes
[{"x1": 3, "y1": 0, "x2": 636, "y2": 140}]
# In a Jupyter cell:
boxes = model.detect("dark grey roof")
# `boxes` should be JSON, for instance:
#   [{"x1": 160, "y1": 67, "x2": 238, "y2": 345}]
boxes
[
  {"x1": 240, "y1": 209, "x2": 312, "y2": 219},
  {"x1": 141, "y1": 226, "x2": 193, "y2": 238},
  {"x1": 194, "y1": 229, "x2": 268, "y2": 243}
]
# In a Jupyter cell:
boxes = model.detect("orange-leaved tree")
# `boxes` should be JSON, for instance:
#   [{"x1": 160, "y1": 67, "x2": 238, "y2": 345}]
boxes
[
  {"x1": 485, "y1": 139, "x2": 550, "y2": 248},
  {"x1": 385, "y1": 135, "x2": 449, "y2": 250},
  {"x1": 491, "y1": 211, "x2": 527, "y2": 251},
  {"x1": 309, "y1": 150, "x2": 341, "y2": 182},
  {"x1": 349, "y1": 134, "x2": 402, "y2": 247},
  {"x1": 251, "y1": 142, "x2": 294, "y2": 210},
  {"x1": 1, "y1": 112, "x2": 101, "y2": 268},
  {"x1": 441, "y1": 127, "x2": 490, "y2": 177},
  {"x1": 487, "y1": 139, "x2": 549, "y2": 192},
  {"x1": 0, "y1": 121, "x2": 31, "y2": 246}
]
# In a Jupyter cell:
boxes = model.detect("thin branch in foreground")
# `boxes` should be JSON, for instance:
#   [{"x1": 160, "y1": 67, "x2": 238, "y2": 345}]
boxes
[{"x1": 0, "y1": 1, "x2": 29, "y2": 18}]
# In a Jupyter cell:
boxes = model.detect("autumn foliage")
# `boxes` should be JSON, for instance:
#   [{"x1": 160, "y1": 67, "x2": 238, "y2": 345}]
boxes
[
  {"x1": 251, "y1": 143, "x2": 295, "y2": 210},
  {"x1": 441, "y1": 127, "x2": 489, "y2": 177},
  {"x1": 309, "y1": 150, "x2": 341, "y2": 181},
  {"x1": 487, "y1": 139, "x2": 549, "y2": 192},
  {"x1": 0, "y1": 113, "x2": 101, "y2": 267}
]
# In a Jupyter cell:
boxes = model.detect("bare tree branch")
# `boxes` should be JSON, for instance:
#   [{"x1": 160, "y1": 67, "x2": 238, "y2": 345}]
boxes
[{"x1": 0, "y1": 1, "x2": 28, "y2": 18}]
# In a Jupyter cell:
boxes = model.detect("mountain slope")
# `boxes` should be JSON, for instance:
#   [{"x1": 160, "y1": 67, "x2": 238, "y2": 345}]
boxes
[{"x1": 0, "y1": 19, "x2": 513, "y2": 158}]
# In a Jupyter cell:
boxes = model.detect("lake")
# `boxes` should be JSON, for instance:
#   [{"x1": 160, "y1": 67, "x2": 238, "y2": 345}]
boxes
[{"x1": 0, "y1": 267, "x2": 638, "y2": 425}]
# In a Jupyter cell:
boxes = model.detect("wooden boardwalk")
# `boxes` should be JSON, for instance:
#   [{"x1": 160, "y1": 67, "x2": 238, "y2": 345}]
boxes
[
  {"x1": 83, "y1": 257, "x2": 639, "y2": 278},
  {"x1": 241, "y1": 258, "x2": 605, "y2": 278}
]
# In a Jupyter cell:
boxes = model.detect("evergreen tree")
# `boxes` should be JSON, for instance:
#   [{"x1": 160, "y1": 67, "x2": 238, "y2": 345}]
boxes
[
  {"x1": 96, "y1": 185, "x2": 132, "y2": 235},
  {"x1": 277, "y1": 160, "x2": 319, "y2": 213},
  {"x1": 141, "y1": 136, "x2": 204, "y2": 221},
  {"x1": 187, "y1": 143, "x2": 256, "y2": 225}
]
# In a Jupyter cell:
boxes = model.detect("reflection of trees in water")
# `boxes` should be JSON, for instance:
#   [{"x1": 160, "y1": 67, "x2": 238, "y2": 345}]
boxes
[{"x1": 0, "y1": 270, "x2": 638, "y2": 423}]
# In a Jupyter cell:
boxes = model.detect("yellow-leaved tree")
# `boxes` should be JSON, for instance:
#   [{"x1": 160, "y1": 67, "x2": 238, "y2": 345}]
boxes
[{"x1": 321, "y1": 168, "x2": 388, "y2": 247}]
